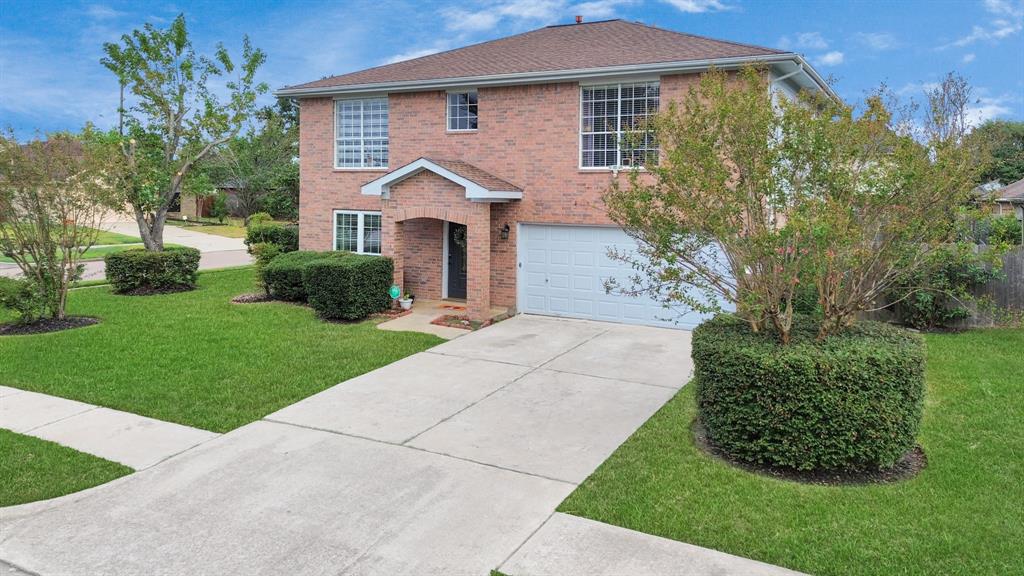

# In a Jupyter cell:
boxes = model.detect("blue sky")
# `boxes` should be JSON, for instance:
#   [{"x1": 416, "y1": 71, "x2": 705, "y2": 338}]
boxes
[{"x1": 1, "y1": 0, "x2": 1022, "y2": 137}]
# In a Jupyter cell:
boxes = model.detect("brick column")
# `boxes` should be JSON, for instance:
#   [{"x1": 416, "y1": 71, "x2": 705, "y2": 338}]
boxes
[
  {"x1": 383, "y1": 204, "x2": 404, "y2": 294},
  {"x1": 466, "y1": 205, "x2": 491, "y2": 321}
]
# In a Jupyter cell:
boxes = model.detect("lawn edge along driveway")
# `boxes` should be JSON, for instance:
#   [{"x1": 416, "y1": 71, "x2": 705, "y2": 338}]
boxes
[
  {"x1": 0, "y1": 267, "x2": 444, "y2": 432},
  {"x1": 557, "y1": 328, "x2": 1024, "y2": 576}
]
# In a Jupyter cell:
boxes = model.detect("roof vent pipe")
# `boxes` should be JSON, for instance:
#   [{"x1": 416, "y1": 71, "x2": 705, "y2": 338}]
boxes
[{"x1": 575, "y1": 15, "x2": 583, "y2": 24}]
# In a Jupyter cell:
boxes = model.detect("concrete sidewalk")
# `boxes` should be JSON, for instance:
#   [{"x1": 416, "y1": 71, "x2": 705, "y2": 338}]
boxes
[
  {"x1": 0, "y1": 386, "x2": 218, "y2": 470},
  {"x1": 0, "y1": 316, "x2": 798, "y2": 575}
]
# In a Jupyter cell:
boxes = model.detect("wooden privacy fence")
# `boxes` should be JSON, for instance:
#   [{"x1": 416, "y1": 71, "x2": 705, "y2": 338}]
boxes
[{"x1": 955, "y1": 245, "x2": 1024, "y2": 328}]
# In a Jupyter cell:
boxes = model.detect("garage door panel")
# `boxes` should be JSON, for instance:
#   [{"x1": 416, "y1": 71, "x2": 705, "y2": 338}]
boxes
[{"x1": 518, "y1": 224, "x2": 719, "y2": 330}]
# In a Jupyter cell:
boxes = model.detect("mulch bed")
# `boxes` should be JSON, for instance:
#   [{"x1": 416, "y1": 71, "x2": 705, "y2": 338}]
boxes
[
  {"x1": 231, "y1": 293, "x2": 273, "y2": 304},
  {"x1": 430, "y1": 314, "x2": 486, "y2": 331},
  {"x1": 372, "y1": 308, "x2": 413, "y2": 320},
  {"x1": 0, "y1": 316, "x2": 100, "y2": 336},
  {"x1": 692, "y1": 419, "x2": 927, "y2": 486}
]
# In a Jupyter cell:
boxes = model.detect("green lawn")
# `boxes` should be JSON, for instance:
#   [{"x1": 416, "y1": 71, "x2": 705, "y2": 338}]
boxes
[
  {"x1": 0, "y1": 226, "x2": 144, "y2": 263},
  {"x1": 0, "y1": 267, "x2": 443, "y2": 432},
  {"x1": 0, "y1": 429, "x2": 132, "y2": 507},
  {"x1": 92, "y1": 228, "x2": 143, "y2": 245},
  {"x1": 558, "y1": 328, "x2": 1023, "y2": 576},
  {"x1": 0, "y1": 243, "x2": 183, "y2": 263}
]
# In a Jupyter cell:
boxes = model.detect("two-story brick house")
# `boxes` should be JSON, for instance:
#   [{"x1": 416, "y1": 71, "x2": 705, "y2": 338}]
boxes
[{"x1": 276, "y1": 19, "x2": 831, "y2": 327}]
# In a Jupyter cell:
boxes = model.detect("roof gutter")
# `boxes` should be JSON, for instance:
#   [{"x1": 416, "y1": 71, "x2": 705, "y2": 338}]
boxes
[{"x1": 274, "y1": 53, "x2": 838, "y2": 101}]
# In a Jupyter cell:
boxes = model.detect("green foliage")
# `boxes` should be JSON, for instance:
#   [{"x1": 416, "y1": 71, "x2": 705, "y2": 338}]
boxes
[
  {"x1": 891, "y1": 243, "x2": 1004, "y2": 330},
  {"x1": 0, "y1": 277, "x2": 45, "y2": 325},
  {"x1": 249, "y1": 242, "x2": 281, "y2": 294},
  {"x1": 692, "y1": 315, "x2": 925, "y2": 472},
  {"x1": 605, "y1": 68, "x2": 982, "y2": 343},
  {"x1": 101, "y1": 13, "x2": 267, "y2": 250},
  {"x1": 303, "y1": 255, "x2": 394, "y2": 321},
  {"x1": 971, "y1": 120, "x2": 1024, "y2": 184},
  {"x1": 104, "y1": 247, "x2": 200, "y2": 294},
  {"x1": 247, "y1": 212, "x2": 273, "y2": 227},
  {"x1": 260, "y1": 187, "x2": 298, "y2": 220},
  {"x1": 244, "y1": 223, "x2": 299, "y2": 253},
  {"x1": 987, "y1": 214, "x2": 1023, "y2": 245},
  {"x1": 209, "y1": 191, "x2": 229, "y2": 223},
  {"x1": 260, "y1": 250, "x2": 338, "y2": 301}
]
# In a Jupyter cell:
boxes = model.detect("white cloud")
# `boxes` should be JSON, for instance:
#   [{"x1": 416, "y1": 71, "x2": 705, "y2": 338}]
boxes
[
  {"x1": 945, "y1": 0, "x2": 1023, "y2": 47},
  {"x1": 778, "y1": 31, "x2": 828, "y2": 51},
  {"x1": 83, "y1": 4, "x2": 128, "y2": 20},
  {"x1": 440, "y1": 0, "x2": 635, "y2": 33},
  {"x1": 962, "y1": 52, "x2": 977, "y2": 63},
  {"x1": 661, "y1": 0, "x2": 732, "y2": 13},
  {"x1": 815, "y1": 51, "x2": 845, "y2": 66},
  {"x1": 384, "y1": 46, "x2": 446, "y2": 64},
  {"x1": 855, "y1": 32, "x2": 898, "y2": 50},
  {"x1": 967, "y1": 95, "x2": 1014, "y2": 127}
]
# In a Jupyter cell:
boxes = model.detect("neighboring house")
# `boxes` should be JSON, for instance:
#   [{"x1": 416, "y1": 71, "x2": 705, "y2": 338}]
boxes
[
  {"x1": 981, "y1": 178, "x2": 1024, "y2": 220},
  {"x1": 276, "y1": 18, "x2": 831, "y2": 326}
]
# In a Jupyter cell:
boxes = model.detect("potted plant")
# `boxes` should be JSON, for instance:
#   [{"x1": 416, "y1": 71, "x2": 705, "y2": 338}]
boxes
[{"x1": 398, "y1": 292, "x2": 414, "y2": 310}]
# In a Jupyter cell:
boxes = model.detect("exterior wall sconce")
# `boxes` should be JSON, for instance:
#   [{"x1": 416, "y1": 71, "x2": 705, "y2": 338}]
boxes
[{"x1": 500, "y1": 223, "x2": 510, "y2": 240}]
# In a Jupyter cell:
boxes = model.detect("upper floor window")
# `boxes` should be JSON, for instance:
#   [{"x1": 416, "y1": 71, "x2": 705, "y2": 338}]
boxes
[
  {"x1": 447, "y1": 91, "x2": 478, "y2": 131},
  {"x1": 335, "y1": 98, "x2": 388, "y2": 168},
  {"x1": 580, "y1": 81, "x2": 659, "y2": 168}
]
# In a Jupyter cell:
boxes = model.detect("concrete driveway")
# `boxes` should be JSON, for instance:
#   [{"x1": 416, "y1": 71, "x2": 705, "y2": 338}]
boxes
[{"x1": 0, "y1": 315, "x2": 692, "y2": 575}]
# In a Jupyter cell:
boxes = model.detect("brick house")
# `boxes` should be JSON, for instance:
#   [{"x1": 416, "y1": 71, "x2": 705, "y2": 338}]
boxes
[{"x1": 276, "y1": 19, "x2": 831, "y2": 327}]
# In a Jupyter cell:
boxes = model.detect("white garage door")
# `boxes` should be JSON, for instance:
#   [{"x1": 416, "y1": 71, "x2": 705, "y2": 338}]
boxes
[{"x1": 517, "y1": 224, "x2": 708, "y2": 329}]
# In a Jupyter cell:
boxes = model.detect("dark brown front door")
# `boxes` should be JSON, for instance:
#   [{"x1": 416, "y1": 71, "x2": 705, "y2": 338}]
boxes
[{"x1": 447, "y1": 223, "x2": 467, "y2": 299}]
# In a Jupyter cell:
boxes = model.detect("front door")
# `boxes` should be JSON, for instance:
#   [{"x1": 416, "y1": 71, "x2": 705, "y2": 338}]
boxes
[{"x1": 447, "y1": 223, "x2": 467, "y2": 299}]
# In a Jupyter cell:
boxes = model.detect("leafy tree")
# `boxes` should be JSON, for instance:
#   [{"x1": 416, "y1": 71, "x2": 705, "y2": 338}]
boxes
[
  {"x1": 204, "y1": 105, "x2": 298, "y2": 224},
  {"x1": 604, "y1": 67, "x2": 982, "y2": 343},
  {"x1": 971, "y1": 120, "x2": 1024, "y2": 184},
  {"x1": 0, "y1": 129, "x2": 120, "y2": 320},
  {"x1": 102, "y1": 14, "x2": 267, "y2": 250}
]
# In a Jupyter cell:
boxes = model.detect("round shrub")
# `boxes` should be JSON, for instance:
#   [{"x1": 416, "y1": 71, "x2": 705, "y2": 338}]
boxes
[
  {"x1": 303, "y1": 255, "x2": 393, "y2": 321},
  {"x1": 247, "y1": 212, "x2": 273, "y2": 226},
  {"x1": 244, "y1": 223, "x2": 298, "y2": 253},
  {"x1": 104, "y1": 247, "x2": 200, "y2": 294},
  {"x1": 692, "y1": 314, "x2": 925, "y2": 472}
]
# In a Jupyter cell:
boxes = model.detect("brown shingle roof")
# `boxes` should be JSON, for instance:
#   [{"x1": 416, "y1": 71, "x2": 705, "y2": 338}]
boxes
[
  {"x1": 425, "y1": 158, "x2": 521, "y2": 192},
  {"x1": 284, "y1": 19, "x2": 786, "y2": 91},
  {"x1": 996, "y1": 178, "x2": 1024, "y2": 201}
]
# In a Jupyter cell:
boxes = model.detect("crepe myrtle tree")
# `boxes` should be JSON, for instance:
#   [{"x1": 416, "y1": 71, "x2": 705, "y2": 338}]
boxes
[
  {"x1": 102, "y1": 14, "x2": 267, "y2": 250},
  {"x1": 604, "y1": 67, "x2": 982, "y2": 343},
  {"x1": 0, "y1": 128, "x2": 121, "y2": 320}
]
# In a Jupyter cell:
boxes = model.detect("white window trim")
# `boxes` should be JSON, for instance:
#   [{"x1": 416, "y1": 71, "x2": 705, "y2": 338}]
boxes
[
  {"x1": 446, "y1": 90, "x2": 479, "y2": 133},
  {"x1": 332, "y1": 210, "x2": 383, "y2": 255},
  {"x1": 333, "y1": 97, "x2": 389, "y2": 171},
  {"x1": 578, "y1": 80, "x2": 659, "y2": 171}
]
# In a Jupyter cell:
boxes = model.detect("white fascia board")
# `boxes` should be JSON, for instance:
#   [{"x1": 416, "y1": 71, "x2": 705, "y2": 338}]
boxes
[
  {"x1": 360, "y1": 158, "x2": 522, "y2": 201},
  {"x1": 276, "y1": 54, "x2": 836, "y2": 100}
]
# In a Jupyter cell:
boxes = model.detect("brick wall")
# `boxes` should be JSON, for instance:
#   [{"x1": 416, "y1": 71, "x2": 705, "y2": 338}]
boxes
[
  {"x1": 298, "y1": 72, "x2": 699, "y2": 311},
  {"x1": 402, "y1": 218, "x2": 443, "y2": 300}
]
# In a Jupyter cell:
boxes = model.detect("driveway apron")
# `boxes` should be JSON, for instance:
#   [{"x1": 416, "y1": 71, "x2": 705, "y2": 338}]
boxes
[{"x1": 1, "y1": 315, "x2": 693, "y2": 575}]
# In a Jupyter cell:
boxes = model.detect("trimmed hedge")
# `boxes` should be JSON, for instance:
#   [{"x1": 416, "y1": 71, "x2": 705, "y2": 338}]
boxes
[
  {"x1": 692, "y1": 315, "x2": 925, "y2": 472},
  {"x1": 304, "y1": 255, "x2": 393, "y2": 320},
  {"x1": 260, "y1": 251, "x2": 335, "y2": 301},
  {"x1": 105, "y1": 247, "x2": 200, "y2": 294},
  {"x1": 245, "y1": 223, "x2": 298, "y2": 253}
]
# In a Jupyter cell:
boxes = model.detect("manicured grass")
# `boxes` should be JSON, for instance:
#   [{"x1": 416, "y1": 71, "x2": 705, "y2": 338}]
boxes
[
  {"x1": 0, "y1": 429, "x2": 132, "y2": 507},
  {"x1": 92, "y1": 228, "x2": 143, "y2": 245},
  {"x1": 559, "y1": 328, "x2": 1023, "y2": 576},
  {"x1": 0, "y1": 267, "x2": 443, "y2": 432},
  {"x1": 0, "y1": 243, "x2": 184, "y2": 263}
]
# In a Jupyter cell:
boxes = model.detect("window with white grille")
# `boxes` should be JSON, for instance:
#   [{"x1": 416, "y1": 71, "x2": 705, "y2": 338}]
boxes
[
  {"x1": 447, "y1": 92, "x2": 478, "y2": 131},
  {"x1": 580, "y1": 81, "x2": 659, "y2": 168},
  {"x1": 334, "y1": 211, "x2": 382, "y2": 255},
  {"x1": 335, "y1": 98, "x2": 389, "y2": 168}
]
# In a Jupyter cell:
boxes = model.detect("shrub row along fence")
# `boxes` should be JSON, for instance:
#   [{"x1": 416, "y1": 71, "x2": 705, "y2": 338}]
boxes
[{"x1": 867, "y1": 245, "x2": 1024, "y2": 328}]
